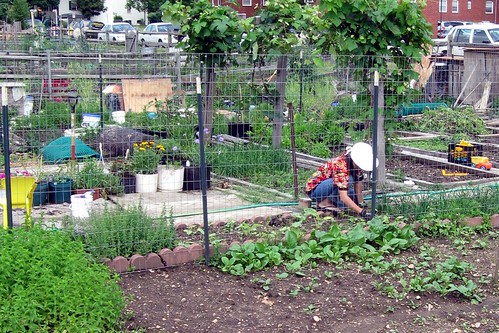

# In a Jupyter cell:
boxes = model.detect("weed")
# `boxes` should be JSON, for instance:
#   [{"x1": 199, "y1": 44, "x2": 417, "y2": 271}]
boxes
[
  {"x1": 304, "y1": 304, "x2": 317, "y2": 314},
  {"x1": 251, "y1": 278, "x2": 271, "y2": 292},
  {"x1": 302, "y1": 278, "x2": 319, "y2": 293},
  {"x1": 289, "y1": 287, "x2": 300, "y2": 297},
  {"x1": 385, "y1": 305, "x2": 396, "y2": 313}
]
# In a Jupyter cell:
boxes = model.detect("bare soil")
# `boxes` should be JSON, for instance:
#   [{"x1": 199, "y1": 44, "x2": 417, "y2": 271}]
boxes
[
  {"x1": 385, "y1": 158, "x2": 490, "y2": 184},
  {"x1": 120, "y1": 230, "x2": 499, "y2": 333}
]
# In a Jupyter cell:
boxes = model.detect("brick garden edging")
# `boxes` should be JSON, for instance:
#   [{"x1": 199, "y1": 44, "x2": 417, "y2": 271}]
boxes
[{"x1": 103, "y1": 212, "x2": 499, "y2": 273}]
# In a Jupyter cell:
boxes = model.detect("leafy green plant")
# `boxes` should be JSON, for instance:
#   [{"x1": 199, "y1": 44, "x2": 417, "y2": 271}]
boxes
[
  {"x1": 217, "y1": 242, "x2": 283, "y2": 276},
  {"x1": 74, "y1": 158, "x2": 113, "y2": 190},
  {"x1": 0, "y1": 226, "x2": 125, "y2": 332}
]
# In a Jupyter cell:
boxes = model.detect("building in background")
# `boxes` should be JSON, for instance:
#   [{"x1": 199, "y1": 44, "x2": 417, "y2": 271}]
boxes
[
  {"x1": 58, "y1": 0, "x2": 144, "y2": 25},
  {"x1": 420, "y1": 0, "x2": 498, "y2": 36}
]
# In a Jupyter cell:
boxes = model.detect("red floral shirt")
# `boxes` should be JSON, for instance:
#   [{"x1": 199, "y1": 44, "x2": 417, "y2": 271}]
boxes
[{"x1": 305, "y1": 153, "x2": 364, "y2": 193}]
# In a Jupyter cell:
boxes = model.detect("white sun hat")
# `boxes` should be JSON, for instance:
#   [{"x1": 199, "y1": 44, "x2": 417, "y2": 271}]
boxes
[{"x1": 349, "y1": 142, "x2": 379, "y2": 172}]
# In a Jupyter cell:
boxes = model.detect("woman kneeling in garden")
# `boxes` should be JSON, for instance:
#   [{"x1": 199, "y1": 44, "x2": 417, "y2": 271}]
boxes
[{"x1": 305, "y1": 142, "x2": 378, "y2": 219}]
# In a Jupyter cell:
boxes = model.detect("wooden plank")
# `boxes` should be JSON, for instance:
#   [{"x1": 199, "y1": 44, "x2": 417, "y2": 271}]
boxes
[
  {"x1": 474, "y1": 80, "x2": 491, "y2": 112},
  {"x1": 121, "y1": 78, "x2": 173, "y2": 113}
]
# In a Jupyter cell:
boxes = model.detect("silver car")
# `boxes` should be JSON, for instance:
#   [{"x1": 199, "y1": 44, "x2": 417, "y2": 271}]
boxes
[
  {"x1": 444, "y1": 23, "x2": 499, "y2": 55},
  {"x1": 98, "y1": 22, "x2": 136, "y2": 43}
]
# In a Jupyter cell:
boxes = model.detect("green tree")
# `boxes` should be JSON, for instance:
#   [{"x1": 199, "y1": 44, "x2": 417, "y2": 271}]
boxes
[
  {"x1": 317, "y1": 0, "x2": 433, "y2": 183},
  {"x1": 0, "y1": 0, "x2": 10, "y2": 22},
  {"x1": 126, "y1": 0, "x2": 164, "y2": 23},
  {"x1": 7, "y1": 0, "x2": 29, "y2": 25},
  {"x1": 76, "y1": 0, "x2": 105, "y2": 19},
  {"x1": 161, "y1": 0, "x2": 243, "y2": 140},
  {"x1": 241, "y1": 0, "x2": 320, "y2": 148},
  {"x1": 27, "y1": 0, "x2": 60, "y2": 10},
  {"x1": 127, "y1": 0, "x2": 164, "y2": 12}
]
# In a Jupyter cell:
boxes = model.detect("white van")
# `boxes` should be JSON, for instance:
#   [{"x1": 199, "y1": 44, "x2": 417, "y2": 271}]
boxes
[{"x1": 444, "y1": 23, "x2": 499, "y2": 55}]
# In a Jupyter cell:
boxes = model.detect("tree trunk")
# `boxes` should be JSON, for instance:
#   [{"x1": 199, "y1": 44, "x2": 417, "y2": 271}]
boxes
[
  {"x1": 272, "y1": 55, "x2": 288, "y2": 149},
  {"x1": 203, "y1": 66, "x2": 216, "y2": 143}
]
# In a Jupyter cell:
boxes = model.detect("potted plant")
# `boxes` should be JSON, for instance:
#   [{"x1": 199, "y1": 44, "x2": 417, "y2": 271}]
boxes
[
  {"x1": 31, "y1": 157, "x2": 50, "y2": 206},
  {"x1": 227, "y1": 104, "x2": 253, "y2": 139},
  {"x1": 131, "y1": 141, "x2": 163, "y2": 193},
  {"x1": 47, "y1": 164, "x2": 74, "y2": 204},
  {"x1": 73, "y1": 158, "x2": 108, "y2": 200},
  {"x1": 156, "y1": 138, "x2": 185, "y2": 192},
  {"x1": 181, "y1": 135, "x2": 211, "y2": 191},
  {"x1": 110, "y1": 153, "x2": 135, "y2": 194}
]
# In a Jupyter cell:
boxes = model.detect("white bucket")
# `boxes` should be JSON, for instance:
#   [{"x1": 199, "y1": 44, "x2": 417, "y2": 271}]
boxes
[
  {"x1": 70, "y1": 194, "x2": 90, "y2": 219},
  {"x1": 23, "y1": 96, "x2": 34, "y2": 116},
  {"x1": 112, "y1": 110, "x2": 126, "y2": 124}
]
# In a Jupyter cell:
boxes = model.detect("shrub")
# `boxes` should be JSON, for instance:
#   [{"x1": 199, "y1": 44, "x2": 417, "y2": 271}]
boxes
[
  {"x1": 0, "y1": 226, "x2": 125, "y2": 332},
  {"x1": 69, "y1": 203, "x2": 177, "y2": 259}
]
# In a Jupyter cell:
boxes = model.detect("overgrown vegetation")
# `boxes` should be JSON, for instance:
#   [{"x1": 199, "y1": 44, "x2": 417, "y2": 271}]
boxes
[{"x1": 402, "y1": 106, "x2": 490, "y2": 138}]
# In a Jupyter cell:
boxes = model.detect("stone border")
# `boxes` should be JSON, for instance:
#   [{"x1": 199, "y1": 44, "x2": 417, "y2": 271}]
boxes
[{"x1": 103, "y1": 212, "x2": 499, "y2": 273}]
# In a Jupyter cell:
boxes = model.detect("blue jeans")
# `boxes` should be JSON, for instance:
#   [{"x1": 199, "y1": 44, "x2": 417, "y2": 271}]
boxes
[{"x1": 308, "y1": 176, "x2": 358, "y2": 210}]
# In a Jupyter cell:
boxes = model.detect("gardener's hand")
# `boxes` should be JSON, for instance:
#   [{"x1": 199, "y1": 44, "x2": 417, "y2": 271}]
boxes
[{"x1": 360, "y1": 208, "x2": 373, "y2": 220}]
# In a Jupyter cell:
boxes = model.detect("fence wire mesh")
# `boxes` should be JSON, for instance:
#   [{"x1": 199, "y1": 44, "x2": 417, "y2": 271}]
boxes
[{"x1": 1, "y1": 44, "x2": 498, "y2": 259}]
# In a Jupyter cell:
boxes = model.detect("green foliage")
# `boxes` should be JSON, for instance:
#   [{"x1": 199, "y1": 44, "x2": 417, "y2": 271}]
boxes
[
  {"x1": 210, "y1": 144, "x2": 291, "y2": 178},
  {"x1": 73, "y1": 159, "x2": 123, "y2": 195},
  {"x1": 12, "y1": 101, "x2": 71, "y2": 151},
  {"x1": 379, "y1": 186, "x2": 499, "y2": 220},
  {"x1": 396, "y1": 137, "x2": 450, "y2": 152},
  {"x1": 318, "y1": 0, "x2": 433, "y2": 60},
  {"x1": 70, "y1": 204, "x2": 177, "y2": 259},
  {"x1": 0, "y1": 226, "x2": 125, "y2": 332},
  {"x1": 214, "y1": 216, "x2": 420, "y2": 277},
  {"x1": 76, "y1": 0, "x2": 105, "y2": 19},
  {"x1": 7, "y1": 0, "x2": 29, "y2": 25},
  {"x1": 219, "y1": 242, "x2": 283, "y2": 276},
  {"x1": 241, "y1": 0, "x2": 321, "y2": 58},
  {"x1": 161, "y1": 0, "x2": 243, "y2": 66},
  {"x1": 415, "y1": 106, "x2": 490, "y2": 137}
]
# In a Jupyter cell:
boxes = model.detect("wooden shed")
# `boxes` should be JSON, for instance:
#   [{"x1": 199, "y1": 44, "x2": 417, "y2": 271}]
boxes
[{"x1": 460, "y1": 48, "x2": 499, "y2": 108}]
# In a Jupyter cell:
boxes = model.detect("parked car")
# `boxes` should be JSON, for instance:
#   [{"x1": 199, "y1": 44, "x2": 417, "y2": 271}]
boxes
[
  {"x1": 82, "y1": 21, "x2": 105, "y2": 39},
  {"x1": 438, "y1": 23, "x2": 499, "y2": 55},
  {"x1": 437, "y1": 21, "x2": 472, "y2": 38},
  {"x1": 97, "y1": 22, "x2": 136, "y2": 43},
  {"x1": 139, "y1": 22, "x2": 180, "y2": 46}
]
